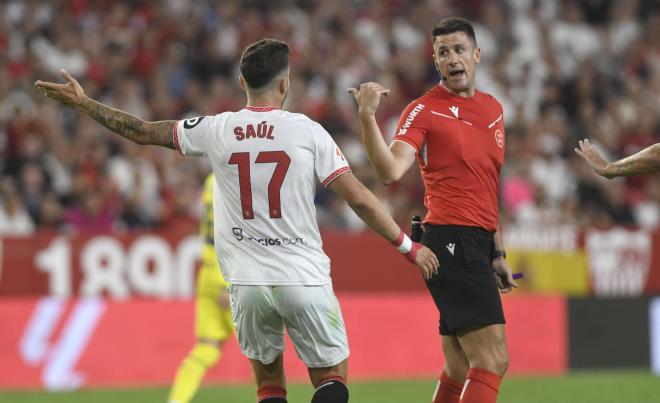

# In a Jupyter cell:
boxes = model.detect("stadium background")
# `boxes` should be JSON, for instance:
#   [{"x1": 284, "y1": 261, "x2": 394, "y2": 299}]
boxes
[{"x1": 1, "y1": 0, "x2": 659, "y2": 402}]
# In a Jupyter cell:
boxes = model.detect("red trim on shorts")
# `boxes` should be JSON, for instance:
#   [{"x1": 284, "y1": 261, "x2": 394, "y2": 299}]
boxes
[
  {"x1": 257, "y1": 385, "x2": 287, "y2": 401},
  {"x1": 322, "y1": 166, "x2": 352, "y2": 187},
  {"x1": 172, "y1": 122, "x2": 182, "y2": 154},
  {"x1": 246, "y1": 106, "x2": 279, "y2": 112}
]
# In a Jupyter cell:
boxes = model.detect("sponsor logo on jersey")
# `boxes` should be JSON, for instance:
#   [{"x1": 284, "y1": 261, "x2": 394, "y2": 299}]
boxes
[
  {"x1": 232, "y1": 227, "x2": 244, "y2": 241},
  {"x1": 397, "y1": 103, "x2": 425, "y2": 135},
  {"x1": 449, "y1": 105, "x2": 459, "y2": 118},
  {"x1": 231, "y1": 227, "x2": 305, "y2": 246}
]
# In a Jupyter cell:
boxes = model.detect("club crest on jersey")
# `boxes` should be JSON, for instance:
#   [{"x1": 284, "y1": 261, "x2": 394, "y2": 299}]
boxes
[
  {"x1": 234, "y1": 121, "x2": 275, "y2": 141},
  {"x1": 336, "y1": 147, "x2": 345, "y2": 161},
  {"x1": 495, "y1": 128, "x2": 504, "y2": 148},
  {"x1": 397, "y1": 103, "x2": 425, "y2": 135}
]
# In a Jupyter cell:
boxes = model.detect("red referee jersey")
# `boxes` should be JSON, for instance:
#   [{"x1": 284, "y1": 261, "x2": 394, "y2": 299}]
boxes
[{"x1": 393, "y1": 84, "x2": 505, "y2": 232}]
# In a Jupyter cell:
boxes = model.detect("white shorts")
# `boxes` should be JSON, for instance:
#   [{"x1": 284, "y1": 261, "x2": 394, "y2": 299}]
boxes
[{"x1": 228, "y1": 284, "x2": 349, "y2": 368}]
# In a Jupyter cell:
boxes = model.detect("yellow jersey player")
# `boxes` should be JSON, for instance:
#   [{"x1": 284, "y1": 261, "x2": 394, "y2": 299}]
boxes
[{"x1": 168, "y1": 174, "x2": 233, "y2": 403}]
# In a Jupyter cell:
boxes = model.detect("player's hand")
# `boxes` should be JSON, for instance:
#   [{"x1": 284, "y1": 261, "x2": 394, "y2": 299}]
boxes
[
  {"x1": 492, "y1": 257, "x2": 518, "y2": 293},
  {"x1": 347, "y1": 82, "x2": 391, "y2": 117},
  {"x1": 34, "y1": 69, "x2": 86, "y2": 108},
  {"x1": 217, "y1": 288, "x2": 230, "y2": 310},
  {"x1": 574, "y1": 139, "x2": 614, "y2": 179},
  {"x1": 409, "y1": 243, "x2": 439, "y2": 280}
]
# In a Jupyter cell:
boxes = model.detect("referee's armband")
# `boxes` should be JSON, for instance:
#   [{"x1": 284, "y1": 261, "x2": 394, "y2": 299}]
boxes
[{"x1": 392, "y1": 231, "x2": 421, "y2": 264}]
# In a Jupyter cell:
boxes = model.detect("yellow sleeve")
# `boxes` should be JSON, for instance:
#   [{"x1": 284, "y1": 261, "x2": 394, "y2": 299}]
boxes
[{"x1": 199, "y1": 174, "x2": 228, "y2": 287}]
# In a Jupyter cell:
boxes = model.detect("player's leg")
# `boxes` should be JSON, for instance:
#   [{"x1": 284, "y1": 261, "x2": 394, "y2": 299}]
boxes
[
  {"x1": 431, "y1": 335, "x2": 468, "y2": 403},
  {"x1": 230, "y1": 285, "x2": 288, "y2": 403},
  {"x1": 274, "y1": 284, "x2": 350, "y2": 403},
  {"x1": 168, "y1": 338, "x2": 225, "y2": 403},
  {"x1": 250, "y1": 354, "x2": 287, "y2": 402},
  {"x1": 456, "y1": 324, "x2": 508, "y2": 403},
  {"x1": 308, "y1": 358, "x2": 349, "y2": 403},
  {"x1": 168, "y1": 268, "x2": 233, "y2": 403}
]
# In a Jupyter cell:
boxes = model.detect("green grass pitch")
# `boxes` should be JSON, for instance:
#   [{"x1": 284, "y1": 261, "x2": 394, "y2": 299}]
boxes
[{"x1": 1, "y1": 371, "x2": 658, "y2": 403}]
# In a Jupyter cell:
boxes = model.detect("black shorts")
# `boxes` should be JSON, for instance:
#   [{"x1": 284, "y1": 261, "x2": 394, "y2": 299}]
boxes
[{"x1": 422, "y1": 224, "x2": 505, "y2": 336}]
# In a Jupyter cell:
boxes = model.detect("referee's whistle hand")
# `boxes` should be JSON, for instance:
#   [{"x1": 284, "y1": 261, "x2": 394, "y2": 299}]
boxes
[
  {"x1": 414, "y1": 245, "x2": 440, "y2": 280},
  {"x1": 492, "y1": 258, "x2": 518, "y2": 293}
]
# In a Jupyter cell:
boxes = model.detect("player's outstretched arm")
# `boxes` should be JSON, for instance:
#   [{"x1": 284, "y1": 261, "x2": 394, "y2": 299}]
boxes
[
  {"x1": 327, "y1": 172, "x2": 439, "y2": 279},
  {"x1": 575, "y1": 139, "x2": 660, "y2": 178},
  {"x1": 348, "y1": 83, "x2": 416, "y2": 184},
  {"x1": 35, "y1": 69, "x2": 176, "y2": 149}
]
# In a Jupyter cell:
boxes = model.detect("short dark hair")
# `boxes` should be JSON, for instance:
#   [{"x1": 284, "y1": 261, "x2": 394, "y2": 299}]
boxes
[
  {"x1": 431, "y1": 17, "x2": 477, "y2": 46},
  {"x1": 239, "y1": 38, "x2": 290, "y2": 90}
]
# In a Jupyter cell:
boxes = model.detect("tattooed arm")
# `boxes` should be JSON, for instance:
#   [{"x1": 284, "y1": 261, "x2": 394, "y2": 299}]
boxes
[
  {"x1": 575, "y1": 139, "x2": 660, "y2": 178},
  {"x1": 35, "y1": 69, "x2": 176, "y2": 149},
  {"x1": 77, "y1": 97, "x2": 176, "y2": 149}
]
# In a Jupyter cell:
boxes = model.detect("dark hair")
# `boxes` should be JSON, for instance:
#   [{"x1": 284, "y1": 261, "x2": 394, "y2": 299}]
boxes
[
  {"x1": 431, "y1": 17, "x2": 477, "y2": 46},
  {"x1": 239, "y1": 38, "x2": 290, "y2": 90}
]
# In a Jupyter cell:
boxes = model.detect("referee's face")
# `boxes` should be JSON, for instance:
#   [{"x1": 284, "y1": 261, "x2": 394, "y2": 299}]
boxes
[{"x1": 433, "y1": 31, "x2": 481, "y2": 96}]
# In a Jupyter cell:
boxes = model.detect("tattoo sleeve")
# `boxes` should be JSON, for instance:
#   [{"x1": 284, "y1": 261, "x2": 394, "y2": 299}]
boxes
[
  {"x1": 610, "y1": 143, "x2": 660, "y2": 177},
  {"x1": 77, "y1": 97, "x2": 176, "y2": 149}
]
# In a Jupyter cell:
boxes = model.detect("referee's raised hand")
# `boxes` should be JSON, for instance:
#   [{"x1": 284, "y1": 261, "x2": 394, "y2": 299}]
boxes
[{"x1": 347, "y1": 82, "x2": 391, "y2": 117}]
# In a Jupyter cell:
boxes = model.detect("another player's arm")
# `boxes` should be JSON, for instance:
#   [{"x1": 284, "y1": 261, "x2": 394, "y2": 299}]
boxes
[
  {"x1": 575, "y1": 139, "x2": 660, "y2": 178},
  {"x1": 327, "y1": 172, "x2": 438, "y2": 279},
  {"x1": 348, "y1": 82, "x2": 417, "y2": 184},
  {"x1": 35, "y1": 69, "x2": 176, "y2": 149}
]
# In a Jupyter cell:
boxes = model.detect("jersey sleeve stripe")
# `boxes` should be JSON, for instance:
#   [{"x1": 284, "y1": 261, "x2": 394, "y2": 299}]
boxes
[
  {"x1": 322, "y1": 166, "x2": 352, "y2": 187},
  {"x1": 172, "y1": 121, "x2": 182, "y2": 155}
]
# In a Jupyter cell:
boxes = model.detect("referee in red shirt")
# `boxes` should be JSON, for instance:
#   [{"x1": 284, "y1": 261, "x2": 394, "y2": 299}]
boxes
[{"x1": 349, "y1": 17, "x2": 517, "y2": 403}]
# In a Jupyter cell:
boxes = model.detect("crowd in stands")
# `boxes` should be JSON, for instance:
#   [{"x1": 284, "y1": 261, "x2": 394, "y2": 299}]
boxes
[{"x1": 1, "y1": 0, "x2": 658, "y2": 236}]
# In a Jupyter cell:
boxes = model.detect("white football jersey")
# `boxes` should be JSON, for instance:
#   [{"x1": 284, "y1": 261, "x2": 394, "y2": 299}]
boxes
[{"x1": 174, "y1": 107, "x2": 351, "y2": 285}]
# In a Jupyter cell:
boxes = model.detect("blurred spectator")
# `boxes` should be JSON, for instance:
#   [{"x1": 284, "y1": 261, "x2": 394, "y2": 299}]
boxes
[
  {"x1": 1, "y1": 0, "x2": 658, "y2": 234},
  {"x1": 0, "y1": 176, "x2": 34, "y2": 235}
]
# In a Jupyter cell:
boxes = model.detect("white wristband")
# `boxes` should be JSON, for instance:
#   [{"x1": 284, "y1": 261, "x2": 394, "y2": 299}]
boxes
[{"x1": 394, "y1": 233, "x2": 413, "y2": 254}]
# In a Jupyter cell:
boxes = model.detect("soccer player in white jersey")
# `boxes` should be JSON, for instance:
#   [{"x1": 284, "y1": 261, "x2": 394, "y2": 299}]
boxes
[{"x1": 35, "y1": 38, "x2": 439, "y2": 403}]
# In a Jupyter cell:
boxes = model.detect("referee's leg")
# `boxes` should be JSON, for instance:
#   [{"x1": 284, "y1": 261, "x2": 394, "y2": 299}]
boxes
[{"x1": 456, "y1": 324, "x2": 509, "y2": 403}]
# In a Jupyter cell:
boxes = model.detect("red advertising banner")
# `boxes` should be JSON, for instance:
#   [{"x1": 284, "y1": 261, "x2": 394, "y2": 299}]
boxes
[
  {"x1": 0, "y1": 294, "x2": 566, "y2": 389},
  {"x1": 2, "y1": 227, "x2": 660, "y2": 297},
  {"x1": 0, "y1": 230, "x2": 428, "y2": 297}
]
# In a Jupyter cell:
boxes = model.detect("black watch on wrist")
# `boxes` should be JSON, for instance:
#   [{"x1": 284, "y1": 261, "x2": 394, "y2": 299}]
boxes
[{"x1": 493, "y1": 249, "x2": 506, "y2": 260}]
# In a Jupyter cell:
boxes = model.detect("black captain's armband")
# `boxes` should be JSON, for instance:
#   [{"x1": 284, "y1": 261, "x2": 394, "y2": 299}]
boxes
[{"x1": 183, "y1": 116, "x2": 205, "y2": 129}]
